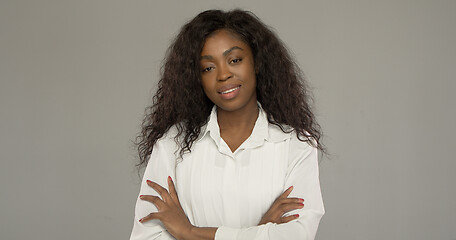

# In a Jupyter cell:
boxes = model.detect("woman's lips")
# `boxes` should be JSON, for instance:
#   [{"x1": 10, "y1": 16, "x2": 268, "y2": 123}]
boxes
[
  {"x1": 218, "y1": 85, "x2": 241, "y2": 100},
  {"x1": 217, "y1": 84, "x2": 241, "y2": 93},
  {"x1": 220, "y1": 86, "x2": 240, "y2": 94}
]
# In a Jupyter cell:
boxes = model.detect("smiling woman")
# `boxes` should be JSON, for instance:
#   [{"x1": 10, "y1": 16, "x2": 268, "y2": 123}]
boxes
[
  {"x1": 200, "y1": 30, "x2": 258, "y2": 115},
  {"x1": 131, "y1": 9, "x2": 325, "y2": 240}
]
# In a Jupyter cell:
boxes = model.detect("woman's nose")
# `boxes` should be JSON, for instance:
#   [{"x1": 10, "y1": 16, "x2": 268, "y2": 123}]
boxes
[{"x1": 217, "y1": 64, "x2": 232, "y2": 81}]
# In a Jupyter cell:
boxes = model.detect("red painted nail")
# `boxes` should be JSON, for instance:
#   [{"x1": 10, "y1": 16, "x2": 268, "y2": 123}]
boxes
[
  {"x1": 294, "y1": 214, "x2": 300, "y2": 218},
  {"x1": 139, "y1": 218, "x2": 143, "y2": 222},
  {"x1": 299, "y1": 203, "x2": 304, "y2": 206},
  {"x1": 146, "y1": 180, "x2": 152, "y2": 183},
  {"x1": 168, "y1": 176, "x2": 172, "y2": 181},
  {"x1": 299, "y1": 198, "x2": 304, "y2": 202},
  {"x1": 139, "y1": 195, "x2": 143, "y2": 198}
]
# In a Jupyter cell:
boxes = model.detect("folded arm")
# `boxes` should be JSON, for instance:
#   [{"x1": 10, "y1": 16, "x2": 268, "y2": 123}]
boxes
[
  {"x1": 214, "y1": 140, "x2": 325, "y2": 240},
  {"x1": 130, "y1": 138, "x2": 324, "y2": 240}
]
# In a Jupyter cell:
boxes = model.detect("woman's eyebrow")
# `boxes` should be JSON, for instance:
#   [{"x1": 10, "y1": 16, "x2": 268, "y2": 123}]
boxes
[
  {"x1": 200, "y1": 55, "x2": 213, "y2": 60},
  {"x1": 200, "y1": 46, "x2": 244, "y2": 60},
  {"x1": 223, "y1": 46, "x2": 243, "y2": 56}
]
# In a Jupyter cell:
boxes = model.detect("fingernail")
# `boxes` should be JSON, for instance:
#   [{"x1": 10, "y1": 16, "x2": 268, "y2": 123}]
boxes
[
  {"x1": 299, "y1": 198, "x2": 304, "y2": 202},
  {"x1": 139, "y1": 218, "x2": 143, "y2": 222},
  {"x1": 294, "y1": 214, "x2": 300, "y2": 218},
  {"x1": 146, "y1": 180, "x2": 152, "y2": 184},
  {"x1": 299, "y1": 203, "x2": 304, "y2": 206},
  {"x1": 139, "y1": 195, "x2": 144, "y2": 199},
  {"x1": 168, "y1": 176, "x2": 172, "y2": 181}
]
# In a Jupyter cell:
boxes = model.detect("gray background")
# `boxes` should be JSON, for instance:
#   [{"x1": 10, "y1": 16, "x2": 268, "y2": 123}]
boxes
[{"x1": 1, "y1": 0, "x2": 455, "y2": 239}]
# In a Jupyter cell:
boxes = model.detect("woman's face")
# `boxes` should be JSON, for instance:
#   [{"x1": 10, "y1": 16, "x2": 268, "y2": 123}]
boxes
[{"x1": 200, "y1": 29, "x2": 257, "y2": 113}]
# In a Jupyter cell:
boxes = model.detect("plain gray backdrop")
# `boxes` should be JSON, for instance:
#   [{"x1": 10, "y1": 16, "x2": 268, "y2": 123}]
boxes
[{"x1": 1, "y1": 0, "x2": 455, "y2": 239}]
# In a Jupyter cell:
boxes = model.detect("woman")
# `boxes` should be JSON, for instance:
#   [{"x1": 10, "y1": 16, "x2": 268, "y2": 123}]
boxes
[{"x1": 130, "y1": 9, "x2": 325, "y2": 240}]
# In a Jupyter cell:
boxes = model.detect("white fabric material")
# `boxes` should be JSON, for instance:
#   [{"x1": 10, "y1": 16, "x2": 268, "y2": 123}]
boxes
[{"x1": 130, "y1": 105, "x2": 325, "y2": 240}]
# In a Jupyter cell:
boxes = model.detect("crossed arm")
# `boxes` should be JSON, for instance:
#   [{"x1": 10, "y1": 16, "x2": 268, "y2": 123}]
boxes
[
  {"x1": 137, "y1": 176, "x2": 304, "y2": 240},
  {"x1": 130, "y1": 138, "x2": 324, "y2": 240}
]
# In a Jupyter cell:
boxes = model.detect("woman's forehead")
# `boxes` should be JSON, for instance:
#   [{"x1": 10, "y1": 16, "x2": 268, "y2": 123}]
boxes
[{"x1": 201, "y1": 29, "x2": 250, "y2": 55}]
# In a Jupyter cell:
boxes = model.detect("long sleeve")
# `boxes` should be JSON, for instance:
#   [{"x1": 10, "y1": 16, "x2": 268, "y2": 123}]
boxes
[
  {"x1": 130, "y1": 107, "x2": 325, "y2": 240},
  {"x1": 214, "y1": 138, "x2": 325, "y2": 240},
  {"x1": 130, "y1": 138, "x2": 177, "y2": 240}
]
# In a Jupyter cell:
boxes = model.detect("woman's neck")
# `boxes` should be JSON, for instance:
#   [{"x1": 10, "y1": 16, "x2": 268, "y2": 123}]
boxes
[
  {"x1": 216, "y1": 101, "x2": 259, "y2": 131},
  {"x1": 216, "y1": 100, "x2": 259, "y2": 152}
]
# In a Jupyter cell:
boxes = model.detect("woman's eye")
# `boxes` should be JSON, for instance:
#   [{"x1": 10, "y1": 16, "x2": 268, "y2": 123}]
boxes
[
  {"x1": 202, "y1": 66, "x2": 214, "y2": 72},
  {"x1": 230, "y1": 58, "x2": 242, "y2": 64}
]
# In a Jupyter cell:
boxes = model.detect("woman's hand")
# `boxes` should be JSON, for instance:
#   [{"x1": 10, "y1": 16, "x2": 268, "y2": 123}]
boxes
[
  {"x1": 258, "y1": 186, "x2": 305, "y2": 225},
  {"x1": 139, "y1": 176, "x2": 193, "y2": 240}
]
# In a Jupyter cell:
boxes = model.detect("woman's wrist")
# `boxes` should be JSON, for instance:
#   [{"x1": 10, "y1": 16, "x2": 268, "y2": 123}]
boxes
[
  {"x1": 183, "y1": 226, "x2": 217, "y2": 240},
  {"x1": 174, "y1": 224, "x2": 194, "y2": 240}
]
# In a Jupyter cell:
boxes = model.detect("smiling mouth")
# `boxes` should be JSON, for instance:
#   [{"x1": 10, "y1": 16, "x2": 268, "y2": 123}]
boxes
[{"x1": 219, "y1": 86, "x2": 240, "y2": 94}]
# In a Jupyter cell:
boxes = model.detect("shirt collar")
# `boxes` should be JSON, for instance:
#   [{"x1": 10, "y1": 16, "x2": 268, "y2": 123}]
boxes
[{"x1": 197, "y1": 102, "x2": 291, "y2": 149}]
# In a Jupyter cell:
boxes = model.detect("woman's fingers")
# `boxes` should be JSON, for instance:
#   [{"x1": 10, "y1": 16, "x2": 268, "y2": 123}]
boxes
[
  {"x1": 139, "y1": 177, "x2": 193, "y2": 239},
  {"x1": 272, "y1": 203, "x2": 304, "y2": 220},
  {"x1": 258, "y1": 185, "x2": 305, "y2": 225},
  {"x1": 139, "y1": 212, "x2": 160, "y2": 223},
  {"x1": 262, "y1": 200, "x2": 304, "y2": 223},
  {"x1": 258, "y1": 186, "x2": 305, "y2": 225},
  {"x1": 146, "y1": 180, "x2": 171, "y2": 203},
  {"x1": 277, "y1": 197, "x2": 305, "y2": 204},
  {"x1": 139, "y1": 195, "x2": 165, "y2": 210},
  {"x1": 280, "y1": 214, "x2": 300, "y2": 223},
  {"x1": 270, "y1": 197, "x2": 303, "y2": 213},
  {"x1": 167, "y1": 176, "x2": 180, "y2": 204},
  {"x1": 268, "y1": 187, "x2": 295, "y2": 211},
  {"x1": 279, "y1": 186, "x2": 293, "y2": 199},
  {"x1": 279, "y1": 202, "x2": 305, "y2": 214},
  {"x1": 142, "y1": 178, "x2": 182, "y2": 209}
]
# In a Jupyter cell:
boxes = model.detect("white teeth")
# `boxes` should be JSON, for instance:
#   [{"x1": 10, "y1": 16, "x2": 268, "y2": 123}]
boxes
[{"x1": 221, "y1": 86, "x2": 240, "y2": 94}]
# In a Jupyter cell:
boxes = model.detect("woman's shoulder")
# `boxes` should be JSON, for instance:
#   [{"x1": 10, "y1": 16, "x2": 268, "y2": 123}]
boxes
[
  {"x1": 266, "y1": 123, "x2": 317, "y2": 168},
  {"x1": 161, "y1": 125, "x2": 179, "y2": 140},
  {"x1": 267, "y1": 122, "x2": 317, "y2": 152},
  {"x1": 266, "y1": 122, "x2": 293, "y2": 142},
  {"x1": 154, "y1": 125, "x2": 181, "y2": 155},
  {"x1": 288, "y1": 131, "x2": 319, "y2": 166}
]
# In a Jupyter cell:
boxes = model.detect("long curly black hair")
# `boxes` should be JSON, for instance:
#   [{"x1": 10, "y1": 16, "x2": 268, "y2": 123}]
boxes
[{"x1": 136, "y1": 9, "x2": 324, "y2": 168}]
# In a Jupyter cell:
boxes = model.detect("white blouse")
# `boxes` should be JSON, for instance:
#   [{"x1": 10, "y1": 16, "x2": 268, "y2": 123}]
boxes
[{"x1": 130, "y1": 105, "x2": 325, "y2": 240}]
